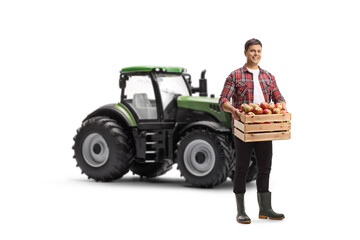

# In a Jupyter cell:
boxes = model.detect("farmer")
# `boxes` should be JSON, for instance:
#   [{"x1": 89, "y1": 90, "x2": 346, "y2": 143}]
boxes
[{"x1": 218, "y1": 38, "x2": 286, "y2": 224}]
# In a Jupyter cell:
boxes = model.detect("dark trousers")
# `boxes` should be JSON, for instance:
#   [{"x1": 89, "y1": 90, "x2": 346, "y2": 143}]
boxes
[{"x1": 233, "y1": 137, "x2": 272, "y2": 194}]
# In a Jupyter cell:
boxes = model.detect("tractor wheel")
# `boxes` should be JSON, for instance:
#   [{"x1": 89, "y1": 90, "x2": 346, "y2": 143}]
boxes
[
  {"x1": 73, "y1": 116, "x2": 134, "y2": 181},
  {"x1": 176, "y1": 129, "x2": 232, "y2": 188},
  {"x1": 228, "y1": 150, "x2": 258, "y2": 182},
  {"x1": 130, "y1": 160, "x2": 173, "y2": 178}
]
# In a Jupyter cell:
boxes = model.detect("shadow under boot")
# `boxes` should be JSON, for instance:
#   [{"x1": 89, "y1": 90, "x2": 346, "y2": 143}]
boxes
[
  {"x1": 235, "y1": 194, "x2": 251, "y2": 224},
  {"x1": 257, "y1": 192, "x2": 285, "y2": 220}
]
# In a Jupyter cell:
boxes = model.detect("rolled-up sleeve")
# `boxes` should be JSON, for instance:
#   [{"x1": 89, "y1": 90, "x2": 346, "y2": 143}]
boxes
[
  {"x1": 270, "y1": 74, "x2": 286, "y2": 103},
  {"x1": 219, "y1": 72, "x2": 236, "y2": 109}
]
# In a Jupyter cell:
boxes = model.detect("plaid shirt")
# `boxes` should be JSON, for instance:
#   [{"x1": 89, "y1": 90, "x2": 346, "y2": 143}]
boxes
[{"x1": 219, "y1": 64, "x2": 286, "y2": 110}]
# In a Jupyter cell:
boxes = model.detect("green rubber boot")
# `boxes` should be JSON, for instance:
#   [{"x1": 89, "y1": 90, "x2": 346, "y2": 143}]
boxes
[
  {"x1": 257, "y1": 192, "x2": 285, "y2": 220},
  {"x1": 235, "y1": 194, "x2": 251, "y2": 224}
]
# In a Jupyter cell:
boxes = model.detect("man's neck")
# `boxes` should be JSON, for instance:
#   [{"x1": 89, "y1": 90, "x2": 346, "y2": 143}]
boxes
[{"x1": 246, "y1": 63, "x2": 259, "y2": 70}]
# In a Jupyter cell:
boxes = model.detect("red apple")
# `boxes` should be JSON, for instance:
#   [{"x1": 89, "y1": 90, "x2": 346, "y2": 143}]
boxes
[
  {"x1": 263, "y1": 109, "x2": 272, "y2": 114},
  {"x1": 260, "y1": 102, "x2": 269, "y2": 110},
  {"x1": 244, "y1": 105, "x2": 254, "y2": 113},
  {"x1": 272, "y1": 108, "x2": 281, "y2": 114},
  {"x1": 269, "y1": 102, "x2": 275, "y2": 111},
  {"x1": 253, "y1": 106, "x2": 264, "y2": 115},
  {"x1": 246, "y1": 112, "x2": 255, "y2": 115},
  {"x1": 280, "y1": 110, "x2": 287, "y2": 114},
  {"x1": 275, "y1": 103, "x2": 283, "y2": 110}
]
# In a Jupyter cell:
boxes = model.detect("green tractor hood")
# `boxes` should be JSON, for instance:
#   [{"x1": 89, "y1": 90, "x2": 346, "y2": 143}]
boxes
[{"x1": 177, "y1": 96, "x2": 231, "y2": 128}]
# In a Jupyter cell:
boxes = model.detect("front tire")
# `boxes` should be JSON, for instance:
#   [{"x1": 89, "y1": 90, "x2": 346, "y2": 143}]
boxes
[
  {"x1": 176, "y1": 129, "x2": 232, "y2": 188},
  {"x1": 73, "y1": 116, "x2": 134, "y2": 181}
]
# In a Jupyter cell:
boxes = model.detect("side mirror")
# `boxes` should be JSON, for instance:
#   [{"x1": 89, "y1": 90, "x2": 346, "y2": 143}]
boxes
[
  {"x1": 119, "y1": 74, "x2": 128, "y2": 89},
  {"x1": 183, "y1": 73, "x2": 192, "y2": 86}
]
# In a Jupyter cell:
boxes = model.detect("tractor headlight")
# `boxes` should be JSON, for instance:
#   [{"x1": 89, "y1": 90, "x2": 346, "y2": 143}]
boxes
[{"x1": 154, "y1": 68, "x2": 166, "y2": 72}]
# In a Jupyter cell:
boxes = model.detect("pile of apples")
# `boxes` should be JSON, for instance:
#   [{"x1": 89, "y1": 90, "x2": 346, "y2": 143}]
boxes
[{"x1": 240, "y1": 102, "x2": 287, "y2": 115}]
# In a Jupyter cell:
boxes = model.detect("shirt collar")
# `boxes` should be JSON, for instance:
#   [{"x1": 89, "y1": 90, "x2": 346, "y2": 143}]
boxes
[{"x1": 243, "y1": 64, "x2": 264, "y2": 73}]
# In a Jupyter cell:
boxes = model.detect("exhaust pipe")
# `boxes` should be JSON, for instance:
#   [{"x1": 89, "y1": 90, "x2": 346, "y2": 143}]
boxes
[{"x1": 192, "y1": 70, "x2": 208, "y2": 97}]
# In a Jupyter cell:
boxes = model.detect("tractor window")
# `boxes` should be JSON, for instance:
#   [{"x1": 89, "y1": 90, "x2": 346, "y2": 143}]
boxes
[
  {"x1": 123, "y1": 75, "x2": 158, "y2": 119},
  {"x1": 156, "y1": 74, "x2": 190, "y2": 119}
]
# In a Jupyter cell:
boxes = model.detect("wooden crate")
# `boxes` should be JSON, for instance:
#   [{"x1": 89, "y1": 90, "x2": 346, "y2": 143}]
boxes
[{"x1": 234, "y1": 112, "x2": 291, "y2": 142}]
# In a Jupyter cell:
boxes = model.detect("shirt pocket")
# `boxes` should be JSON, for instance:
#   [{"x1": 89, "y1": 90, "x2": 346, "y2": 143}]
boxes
[
  {"x1": 263, "y1": 80, "x2": 271, "y2": 101},
  {"x1": 236, "y1": 82, "x2": 248, "y2": 97}
]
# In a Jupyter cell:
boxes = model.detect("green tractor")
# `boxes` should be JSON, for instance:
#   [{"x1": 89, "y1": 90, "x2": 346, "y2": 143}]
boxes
[{"x1": 73, "y1": 66, "x2": 257, "y2": 188}]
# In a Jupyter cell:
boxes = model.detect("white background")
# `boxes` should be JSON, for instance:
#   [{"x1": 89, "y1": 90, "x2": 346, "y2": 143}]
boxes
[{"x1": 1, "y1": 0, "x2": 359, "y2": 239}]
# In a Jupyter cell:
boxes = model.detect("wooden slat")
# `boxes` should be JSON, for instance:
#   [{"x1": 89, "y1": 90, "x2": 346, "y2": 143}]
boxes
[
  {"x1": 243, "y1": 131, "x2": 291, "y2": 142},
  {"x1": 239, "y1": 112, "x2": 291, "y2": 123},
  {"x1": 234, "y1": 127, "x2": 291, "y2": 142},
  {"x1": 241, "y1": 122, "x2": 291, "y2": 133}
]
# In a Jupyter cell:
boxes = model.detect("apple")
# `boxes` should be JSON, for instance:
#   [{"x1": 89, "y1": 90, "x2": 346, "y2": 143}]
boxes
[
  {"x1": 260, "y1": 102, "x2": 269, "y2": 110},
  {"x1": 272, "y1": 108, "x2": 281, "y2": 114},
  {"x1": 249, "y1": 103, "x2": 259, "y2": 109},
  {"x1": 246, "y1": 112, "x2": 255, "y2": 115},
  {"x1": 280, "y1": 110, "x2": 287, "y2": 114},
  {"x1": 263, "y1": 109, "x2": 272, "y2": 114},
  {"x1": 275, "y1": 103, "x2": 283, "y2": 110},
  {"x1": 244, "y1": 105, "x2": 254, "y2": 113},
  {"x1": 269, "y1": 102, "x2": 275, "y2": 111},
  {"x1": 240, "y1": 103, "x2": 249, "y2": 111},
  {"x1": 253, "y1": 106, "x2": 264, "y2": 115}
]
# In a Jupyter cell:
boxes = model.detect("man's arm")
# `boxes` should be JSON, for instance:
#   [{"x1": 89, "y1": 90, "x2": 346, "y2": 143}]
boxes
[
  {"x1": 218, "y1": 72, "x2": 242, "y2": 120},
  {"x1": 270, "y1": 75, "x2": 287, "y2": 111},
  {"x1": 218, "y1": 72, "x2": 235, "y2": 108}
]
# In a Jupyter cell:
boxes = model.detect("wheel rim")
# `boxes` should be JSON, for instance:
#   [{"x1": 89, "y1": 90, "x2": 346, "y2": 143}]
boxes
[
  {"x1": 82, "y1": 133, "x2": 109, "y2": 167},
  {"x1": 183, "y1": 139, "x2": 216, "y2": 177}
]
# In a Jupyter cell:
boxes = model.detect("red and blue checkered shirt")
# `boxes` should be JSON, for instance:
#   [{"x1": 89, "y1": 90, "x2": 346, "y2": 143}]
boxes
[{"x1": 218, "y1": 64, "x2": 286, "y2": 110}]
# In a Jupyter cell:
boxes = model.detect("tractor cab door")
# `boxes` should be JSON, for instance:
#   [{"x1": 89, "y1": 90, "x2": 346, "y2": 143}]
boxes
[
  {"x1": 121, "y1": 74, "x2": 159, "y2": 121},
  {"x1": 121, "y1": 73, "x2": 175, "y2": 162}
]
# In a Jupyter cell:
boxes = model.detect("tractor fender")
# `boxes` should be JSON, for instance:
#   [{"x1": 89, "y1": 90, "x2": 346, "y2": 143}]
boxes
[
  {"x1": 84, "y1": 103, "x2": 137, "y2": 127},
  {"x1": 178, "y1": 120, "x2": 230, "y2": 136}
]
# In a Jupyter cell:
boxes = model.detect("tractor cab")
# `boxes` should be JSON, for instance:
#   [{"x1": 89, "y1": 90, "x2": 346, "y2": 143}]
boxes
[
  {"x1": 119, "y1": 66, "x2": 193, "y2": 121},
  {"x1": 119, "y1": 66, "x2": 207, "y2": 163}
]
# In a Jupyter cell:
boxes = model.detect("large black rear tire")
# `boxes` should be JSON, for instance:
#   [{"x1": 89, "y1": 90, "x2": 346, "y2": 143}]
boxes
[
  {"x1": 176, "y1": 129, "x2": 232, "y2": 188},
  {"x1": 73, "y1": 116, "x2": 134, "y2": 181}
]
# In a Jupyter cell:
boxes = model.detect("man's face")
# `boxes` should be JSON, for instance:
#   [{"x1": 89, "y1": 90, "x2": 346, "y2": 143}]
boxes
[{"x1": 244, "y1": 44, "x2": 262, "y2": 66}]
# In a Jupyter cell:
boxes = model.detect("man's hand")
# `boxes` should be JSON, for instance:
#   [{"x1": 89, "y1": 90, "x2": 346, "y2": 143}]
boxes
[
  {"x1": 280, "y1": 102, "x2": 287, "y2": 111},
  {"x1": 232, "y1": 108, "x2": 241, "y2": 121},
  {"x1": 221, "y1": 101, "x2": 241, "y2": 120}
]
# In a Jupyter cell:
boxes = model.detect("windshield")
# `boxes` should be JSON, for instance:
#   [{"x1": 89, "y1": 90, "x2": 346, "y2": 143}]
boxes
[{"x1": 156, "y1": 73, "x2": 190, "y2": 96}]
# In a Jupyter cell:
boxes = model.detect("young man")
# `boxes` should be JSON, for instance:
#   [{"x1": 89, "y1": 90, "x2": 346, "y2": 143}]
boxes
[{"x1": 219, "y1": 38, "x2": 286, "y2": 224}]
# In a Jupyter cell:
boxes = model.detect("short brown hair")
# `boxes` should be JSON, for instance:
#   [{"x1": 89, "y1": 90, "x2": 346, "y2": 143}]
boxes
[{"x1": 244, "y1": 38, "x2": 262, "y2": 51}]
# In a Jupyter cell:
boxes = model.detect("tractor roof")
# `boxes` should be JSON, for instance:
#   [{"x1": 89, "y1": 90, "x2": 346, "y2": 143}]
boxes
[{"x1": 121, "y1": 66, "x2": 185, "y2": 73}]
